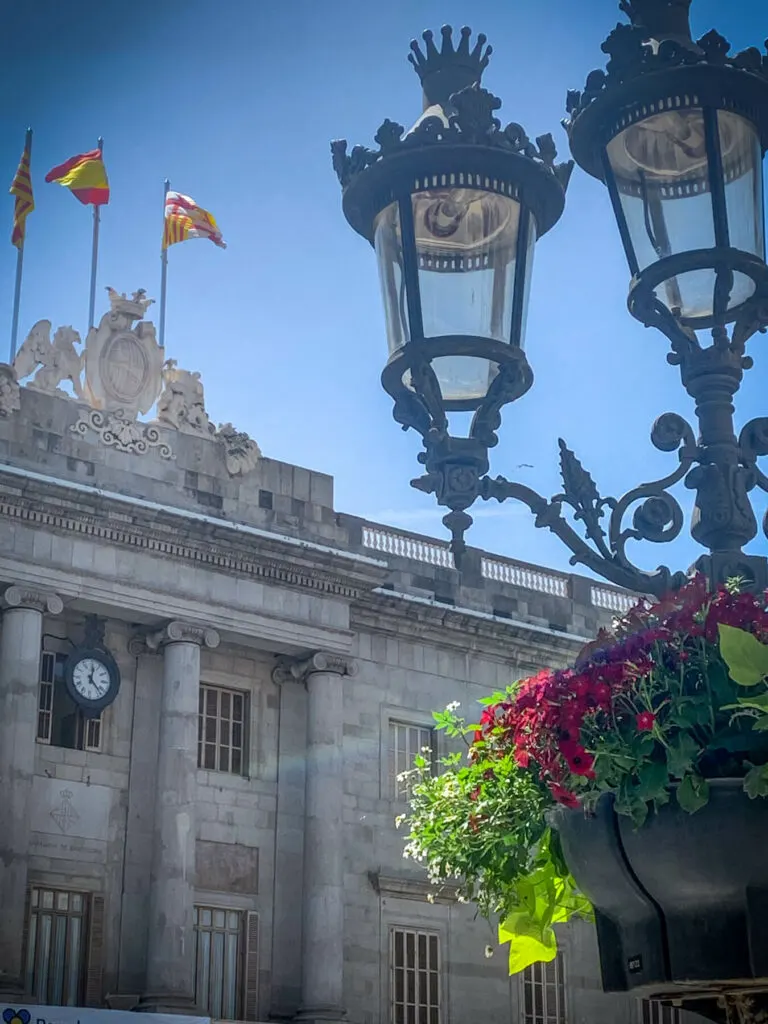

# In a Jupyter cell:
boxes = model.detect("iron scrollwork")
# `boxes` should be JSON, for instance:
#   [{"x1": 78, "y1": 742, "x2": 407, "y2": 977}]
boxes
[{"x1": 479, "y1": 412, "x2": 695, "y2": 597}]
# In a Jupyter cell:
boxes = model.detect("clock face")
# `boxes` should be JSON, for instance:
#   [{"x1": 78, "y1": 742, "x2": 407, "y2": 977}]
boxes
[{"x1": 72, "y1": 657, "x2": 112, "y2": 701}]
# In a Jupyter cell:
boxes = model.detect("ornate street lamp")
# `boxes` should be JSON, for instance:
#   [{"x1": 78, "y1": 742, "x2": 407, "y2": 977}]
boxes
[
  {"x1": 332, "y1": 26, "x2": 572, "y2": 560},
  {"x1": 333, "y1": 4, "x2": 768, "y2": 597}
]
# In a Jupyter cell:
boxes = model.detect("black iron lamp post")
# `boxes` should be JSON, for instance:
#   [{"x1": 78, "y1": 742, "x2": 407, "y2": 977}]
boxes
[{"x1": 333, "y1": 2, "x2": 768, "y2": 597}]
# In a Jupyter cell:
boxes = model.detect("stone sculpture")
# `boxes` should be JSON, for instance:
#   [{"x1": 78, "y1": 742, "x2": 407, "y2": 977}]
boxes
[
  {"x1": 216, "y1": 422, "x2": 262, "y2": 476},
  {"x1": 13, "y1": 321, "x2": 84, "y2": 399},
  {"x1": 0, "y1": 365, "x2": 21, "y2": 417},
  {"x1": 157, "y1": 359, "x2": 214, "y2": 437}
]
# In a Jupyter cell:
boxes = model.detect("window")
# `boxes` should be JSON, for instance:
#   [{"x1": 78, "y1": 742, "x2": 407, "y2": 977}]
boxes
[
  {"x1": 24, "y1": 887, "x2": 88, "y2": 1006},
  {"x1": 390, "y1": 927, "x2": 440, "y2": 1024},
  {"x1": 389, "y1": 721, "x2": 435, "y2": 801},
  {"x1": 194, "y1": 906, "x2": 243, "y2": 1020},
  {"x1": 198, "y1": 684, "x2": 247, "y2": 774},
  {"x1": 642, "y1": 1002, "x2": 682, "y2": 1024},
  {"x1": 37, "y1": 652, "x2": 102, "y2": 752},
  {"x1": 522, "y1": 953, "x2": 566, "y2": 1024}
]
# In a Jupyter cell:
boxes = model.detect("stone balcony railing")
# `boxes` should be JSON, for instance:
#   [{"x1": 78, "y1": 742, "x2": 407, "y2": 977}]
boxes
[{"x1": 359, "y1": 523, "x2": 639, "y2": 621}]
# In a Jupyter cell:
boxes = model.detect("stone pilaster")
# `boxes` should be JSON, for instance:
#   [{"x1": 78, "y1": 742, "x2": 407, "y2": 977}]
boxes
[
  {"x1": 141, "y1": 621, "x2": 219, "y2": 1013},
  {"x1": 0, "y1": 585, "x2": 63, "y2": 996},
  {"x1": 273, "y1": 652, "x2": 357, "y2": 1024}
]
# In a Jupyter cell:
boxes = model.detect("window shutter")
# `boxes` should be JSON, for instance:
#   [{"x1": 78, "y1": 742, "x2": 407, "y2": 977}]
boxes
[
  {"x1": 243, "y1": 911, "x2": 259, "y2": 1021},
  {"x1": 84, "y1": 894, "x2": 105, "y2": 1007}
]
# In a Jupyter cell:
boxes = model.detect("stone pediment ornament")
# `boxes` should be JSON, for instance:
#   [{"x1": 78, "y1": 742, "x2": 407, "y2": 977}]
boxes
[
  {"x1": 157, "y1": 359, "x2": 215, "y2": 437},
  {"x1": 0, "y1": 364, "x2": 21, "y2": 417},
  {"x1": 13, "y1": 320, "x2": 84, "y2": 399},
  {"x1": 215, "y1": 422, "x2": 262, "y2": 476},
  {"x1": 83, "y1": 287, "x2": 164, "y2": 418}
]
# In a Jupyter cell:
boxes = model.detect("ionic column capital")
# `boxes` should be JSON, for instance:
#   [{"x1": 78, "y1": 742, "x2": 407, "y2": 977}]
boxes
[
  {"x1": 131, "y1": 621, "x2": 220, "y2": 655},
  {"x1": 2, "y1": 586, "x2": 63, "y2": 616},
  {"x1": 272, "y1": 652, "x2": 358, "y2": 686}
]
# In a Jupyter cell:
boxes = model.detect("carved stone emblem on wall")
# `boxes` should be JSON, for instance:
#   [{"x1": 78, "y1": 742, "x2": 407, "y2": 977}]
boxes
[
  {"x1": 216, "y1": 422, "x2": 262, "y2": 476},
  {"x1": 83, "y1": 288, "x2": 164, "y2": 418},
  {"x1": 7, "y1": 286, "x2": 263, "y2": 475}
]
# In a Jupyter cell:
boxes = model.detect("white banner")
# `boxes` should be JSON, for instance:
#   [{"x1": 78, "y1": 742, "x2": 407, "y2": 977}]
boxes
[{"x1": 1, "y1": 1007, "x2": 210, "y2": 1024}]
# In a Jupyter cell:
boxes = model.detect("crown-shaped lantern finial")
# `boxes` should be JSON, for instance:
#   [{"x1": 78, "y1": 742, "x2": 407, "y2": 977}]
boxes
[
  {"x1": 618, "y1": 0, "x2": 693, "y2": 42},
  {"x1": 408, "y1": 26, "x2": 493, "y2": 111}
]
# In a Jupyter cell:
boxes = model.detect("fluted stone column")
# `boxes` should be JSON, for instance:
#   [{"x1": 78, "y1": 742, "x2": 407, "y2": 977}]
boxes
[
  {"x1": 0, "y1": 585, "x2": 63, "y2": 996},
  {"x1": 274, "y1": 652, "x2": 357, "y2": 1024},
  {"x1": 142, "y1": 621, "x2": 219, "y2": 1012}
]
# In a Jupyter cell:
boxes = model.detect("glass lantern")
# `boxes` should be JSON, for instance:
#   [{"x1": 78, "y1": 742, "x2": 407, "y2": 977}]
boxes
[
  {"x1": 605, "y1": 106, "x2": 765, "y2": 324},
  {"x1": 373, "y1": 186, "x2": 536, "y2": 407}
]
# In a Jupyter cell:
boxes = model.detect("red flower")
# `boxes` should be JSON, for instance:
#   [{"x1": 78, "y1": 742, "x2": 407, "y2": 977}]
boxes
[
  {"x1": 551, "y1": 784, "x2": 579, "y2": 808},
  {"x1": 560, "y1": 741, "x2": 595, "y2": 777},
  {"x1": 514, "y1": 749, "x2": 530, "y2": 768},
  {"x1": 636, "y1": 711, "x2": 656, "y2": 732}
]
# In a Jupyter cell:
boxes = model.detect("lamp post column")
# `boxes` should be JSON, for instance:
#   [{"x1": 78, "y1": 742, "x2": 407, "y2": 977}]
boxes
[
  {"x1": 142, "y1": 621, "x2": 220, "y2": 1012},
  {"x1": 0, "y1": 586, "x2": 63, "y2": 996},
  {"x1": 273, "y1": 653, "x2": 357, "y2": 1024}
]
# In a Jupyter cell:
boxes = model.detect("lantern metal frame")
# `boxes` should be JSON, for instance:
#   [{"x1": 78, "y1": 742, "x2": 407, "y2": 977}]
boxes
[{"x1": 333, "y1": 6, "x2": 768, "y2": 600}]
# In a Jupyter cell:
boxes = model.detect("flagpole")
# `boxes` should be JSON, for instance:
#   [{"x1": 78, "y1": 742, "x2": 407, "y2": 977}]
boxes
[
  {"x1": 87, "y1": 136, "x2": 104, "y2": 331},
  {"x1": 159, "y1": 178, "x2": 170, "y2": 347},
  {"x1": 9, "y1": 127, "x2": 33, "y2": 363}
]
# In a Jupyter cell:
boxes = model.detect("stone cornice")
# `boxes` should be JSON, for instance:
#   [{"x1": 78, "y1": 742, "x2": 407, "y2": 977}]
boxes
[
  {"x1": 352, "y1": 590, "x2": 587, "y2": 668},
  {"x1": 0, "y1": 469, "x2": 387, "y2": 602},
  {"x1": 368, "y1": 871, "x2": 461, "y2": 905},
  {"x1": 272, "y1": 651, "x2": 358, "y2": 685},
  {"x1": 2, "y1": 585, "x2": 63, "y2": 615}
]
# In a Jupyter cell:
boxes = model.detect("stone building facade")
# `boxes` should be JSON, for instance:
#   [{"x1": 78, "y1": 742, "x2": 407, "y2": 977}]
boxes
[{"x1": 0, "y1": 298, "x2": 701, "y2": 1024}]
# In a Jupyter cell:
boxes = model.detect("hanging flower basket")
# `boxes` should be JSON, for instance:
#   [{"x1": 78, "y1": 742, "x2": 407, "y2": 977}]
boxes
[{"x1": 401, "y1": 576, "x2": 768, "y2": 993}]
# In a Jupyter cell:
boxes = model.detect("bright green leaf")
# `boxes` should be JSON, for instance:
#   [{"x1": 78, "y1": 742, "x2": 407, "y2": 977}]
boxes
[
  {"x1": 719, "y1": 624, "x2": 768, "y2": 687},
  {"x1": 676, "y1": 774, "x2": 710, "y2": 814},
  {"x1": 753, "y1": 718, "x2": 768, "y2": 732},
  {"x1": 744, "y1": 764, "x2": 768, "y2": 799}
]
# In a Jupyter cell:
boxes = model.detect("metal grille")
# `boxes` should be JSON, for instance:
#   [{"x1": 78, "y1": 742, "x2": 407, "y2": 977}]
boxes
[
  {"x1": 194, "y1": 906, "x2": 243, "y2": 1021},
  {"x1": 389, "y1": 721, "x2": 434, "y2": 801},
  {"x1": 522, "y1": 953, "x2": 566, "y2": 1024},
  {"x1": 24, "y1": 887, "x2": 88, "y2": 1006},
  {"x1": 642, "y1": 1001, "x2": 682, "y2": 1024},
  {"x1": 390, "y1": 927, "x2": 440, "y2": 1024},
  {"x1": 37, "y1": 652, "x2": 102, "y2": 752},
  {"x1": 198, "y1": 684, "x2": 246, "y2": 774}
]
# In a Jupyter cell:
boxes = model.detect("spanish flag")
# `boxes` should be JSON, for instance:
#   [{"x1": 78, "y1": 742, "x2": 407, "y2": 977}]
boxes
[
  {"x1": 10, "y1": 134, "x2": 34, "y2": 248},
  {"x1": 45, "y1": 148, "x2": 109, "y2": 206},
  {"x1": 163, "y1": 191, "x2": 226, "y2": 249}
]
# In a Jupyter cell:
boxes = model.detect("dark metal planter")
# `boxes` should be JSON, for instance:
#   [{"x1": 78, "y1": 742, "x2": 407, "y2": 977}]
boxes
[{"x1": 553, "y1": 780, "x2": 768, "y2": 1022}]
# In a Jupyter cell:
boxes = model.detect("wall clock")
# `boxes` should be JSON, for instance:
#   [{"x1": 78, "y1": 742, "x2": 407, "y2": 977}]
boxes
[{"x1": 63, "y1": 616, "x2": 121, "y2": 717}]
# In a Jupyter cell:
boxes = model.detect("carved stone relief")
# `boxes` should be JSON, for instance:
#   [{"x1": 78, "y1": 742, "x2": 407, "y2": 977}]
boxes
[{"x1": 8, "y1": 286, "x2": 263, "y2": 476}]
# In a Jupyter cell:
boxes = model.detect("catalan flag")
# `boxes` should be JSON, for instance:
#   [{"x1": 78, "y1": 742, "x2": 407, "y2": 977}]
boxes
[
  {"x1": 163, "y1": 191, "x2": 226, "y2": 249},
  {"x1": 45, "y1": 148, "x2": 109, "y2": 206},
  {"x1": 10, "y1": 134, "x2": 34, "y2": 248}
]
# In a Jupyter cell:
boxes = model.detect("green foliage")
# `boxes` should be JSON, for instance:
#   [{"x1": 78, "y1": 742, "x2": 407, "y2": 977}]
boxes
[
  {"x1": 718, "y1": 624, "x2": 768, "y2": 687},
  {"x1": 400, "y1": 704, "x2": 591, "y2": 975}
]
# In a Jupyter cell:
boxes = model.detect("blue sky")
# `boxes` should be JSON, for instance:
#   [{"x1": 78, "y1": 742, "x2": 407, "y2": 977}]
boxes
[{"x1": 1, "y1": 0, "x2": 766, "y2": 578}]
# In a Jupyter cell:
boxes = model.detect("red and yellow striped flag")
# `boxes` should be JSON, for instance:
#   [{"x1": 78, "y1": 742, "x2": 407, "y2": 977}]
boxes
[
  {"x1": 10, "y1": 137, "x2": 34, "y2": 248},
  {"x1": 163, "y1": 191, "x2": 226, "y2": 250},
  {"x1": 45, "y1": 148, "x2": 109, "y2": 206}
]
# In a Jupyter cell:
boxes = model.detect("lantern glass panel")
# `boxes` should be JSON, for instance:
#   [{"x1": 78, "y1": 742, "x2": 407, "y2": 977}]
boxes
[
  {"x1": 374, "y1": 202, "x2": 410, "y2": 354},
  {"x1": 414, "y1": 188, "x2": 528, "y2": 402},
  {"x1": 607, "y1": 108, "x2": 760, "y2": 320},
  {"x1": 720, "y1": 110, "x2": 765, "y2": 261}
]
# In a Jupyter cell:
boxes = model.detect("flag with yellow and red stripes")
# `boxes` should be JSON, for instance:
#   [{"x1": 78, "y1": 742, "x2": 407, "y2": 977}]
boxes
[
  {"x1": 163, "y1": 191, "x2": 226, "y2": 250},
  {"x1": 10, "y1": 137, "x2": 34, "y2": 248}
]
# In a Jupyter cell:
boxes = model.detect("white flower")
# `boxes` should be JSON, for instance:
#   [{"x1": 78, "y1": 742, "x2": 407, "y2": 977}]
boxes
[
  {"x1": 426, "y1": 892, "x2": 435, "y2": 904},
  {"x1": 484, "y1": 945, "x2": 494, "y2": 959},
  {"x1": 445, "y1": 701, "x2": 460, "y2": 712}
]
